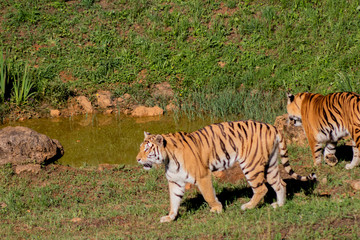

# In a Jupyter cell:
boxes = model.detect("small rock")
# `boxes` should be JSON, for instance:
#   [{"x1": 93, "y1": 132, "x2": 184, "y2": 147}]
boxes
[
  {"x1": 123, "y1": 93, "x2": 131, "y2": 100},
  {"x1": 14, "y1": 164, "x2": 41, "y2": 174},
  {"x1": 166, "y1": 103, "x2": 178, "y2": 112},
  {"x1": 70, "y1": 218, "x2": 82, "y2": 223},
  {"x1": 123, "y1": 109, "x2": 132, "y2": 115},
  {"x1": 350, "y1": 180, "x2": 360, "y2": 190},
  {"x1": 321, "y1": 177, "x2": 327, "y2": 184},
  {"x1": 131, "y1": 106, "x2": 164, "y2": 117},
  {"x1": 76, "y1": 96, "x2": 94, "y2": 113},
  {"x1": 50, "y1": 109, "x2": 61, "y2": 117},
  {"x1": 116, "y1": 97, "x2": 125, "y2": 104},
  {"x1": 96, "y1": 91, "x2": 112, "y2": 109}
]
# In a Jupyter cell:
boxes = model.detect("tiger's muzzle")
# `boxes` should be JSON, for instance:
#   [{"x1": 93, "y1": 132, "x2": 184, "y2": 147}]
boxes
[{"x1": 137, "y1": 158, "x2": 153, "y2": 170}]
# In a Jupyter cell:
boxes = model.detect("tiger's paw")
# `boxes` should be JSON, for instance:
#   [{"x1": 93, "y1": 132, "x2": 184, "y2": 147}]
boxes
[
  {"x1": 241, "y1": 202, "x2": 254, "y2": 210},
  {"x1": 210, "y1": 204, "x2": 223, "y2": 213},
  {"x1": 325, "y1": 154, "x2": 338, "y2": 167},
  {"x1": 271, "y1": 203, "x2": 279, "y2": 209},
  {"x1": 160, "y1": 215, "x2": 175, "y2": 223},
  {"x1": 314, "y1": 159, "x2": 322, "y2": 166},
  {"x1": 345, "y1": 163, "x2": 355, "y2": 170},
  {"x1": 271, "y1": 202, "x2": 284, "y2": 209}
]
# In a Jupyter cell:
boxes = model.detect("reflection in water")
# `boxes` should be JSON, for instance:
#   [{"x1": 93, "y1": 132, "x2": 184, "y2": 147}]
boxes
[{"x1": 2, "y1": 114, "x2": 214, "y2": 167}]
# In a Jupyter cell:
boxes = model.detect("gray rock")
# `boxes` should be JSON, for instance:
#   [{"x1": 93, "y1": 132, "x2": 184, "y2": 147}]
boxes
[{"x1": 0, "y1": 126, "x2": 64, "y2": 165}]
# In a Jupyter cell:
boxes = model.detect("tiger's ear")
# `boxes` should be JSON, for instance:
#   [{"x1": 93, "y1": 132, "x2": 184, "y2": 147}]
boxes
[
  {"x1": 144, "y1": 131, "x2": 151, "y2": 139},
  {"x1": 287, "y1": 93, "x2": 295, "y2": 104},
  {"x1": 155, "y1": 135, "x2": 164, "y2": 146}
]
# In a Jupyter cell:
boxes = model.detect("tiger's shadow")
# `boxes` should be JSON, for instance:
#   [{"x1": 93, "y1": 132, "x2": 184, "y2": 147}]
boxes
[
  {"x1": 181, "y1": 179, "x2": 318, "y2": 213},
  {"x1": 335, "y1": 144, "x2": 353, "y2": 163},
  {"x1": 181, "y1": 145, "x2": 351, "y2": 213}
]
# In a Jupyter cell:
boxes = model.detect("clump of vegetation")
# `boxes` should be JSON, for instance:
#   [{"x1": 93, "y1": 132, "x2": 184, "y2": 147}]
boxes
[
  {"x1": 0, "y1": 49, "x2": 37, "y2": 106},
  {"x1": 12, "y1": 64, "x2": 36, "y2": 105},
  {"x1": 174, "y1": 87, "x2": 285, "y2": 123}
]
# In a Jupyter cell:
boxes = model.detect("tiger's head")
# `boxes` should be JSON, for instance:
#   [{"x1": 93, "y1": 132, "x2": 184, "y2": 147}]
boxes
[
  {"x1": 136, "y1": 132, "x2": 167, "y2": 170},
  {"x1": 286, "y1": 93, "x2": 304, "y2": 127}
]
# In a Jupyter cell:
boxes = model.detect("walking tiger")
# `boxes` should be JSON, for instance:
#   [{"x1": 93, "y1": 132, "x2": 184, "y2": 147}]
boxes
[
  {"x1": 287, "y1": 92, "x2": 360, "y2": 169},
  {"x1": 136, "y1": 120, "x2": 315, "y2": 222}
]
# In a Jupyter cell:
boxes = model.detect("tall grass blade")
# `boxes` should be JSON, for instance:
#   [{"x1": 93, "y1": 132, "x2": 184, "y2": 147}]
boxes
[{"x1": 0, "y1": 49, "x2": 7, "y2": 102}]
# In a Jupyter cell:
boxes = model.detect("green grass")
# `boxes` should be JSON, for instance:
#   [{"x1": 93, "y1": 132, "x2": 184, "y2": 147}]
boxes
[
  {"x1": 174, "y1": 88, "x2": 286, "y2": 123},
  {"x1": 1, "y1": 147, "x2": 360, "y2": 239},
  {"x1": 0, "y1": 0, "x2": 360, "y2": 120}
]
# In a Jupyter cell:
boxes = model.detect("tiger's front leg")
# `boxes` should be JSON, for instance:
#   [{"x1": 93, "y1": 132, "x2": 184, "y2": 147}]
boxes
[
  {"x1": 160, "y1": 180, "x2": 186, "y2": 223},
  {"x1": 196, "y1": 174, "x2": 222, "y2": 213}
]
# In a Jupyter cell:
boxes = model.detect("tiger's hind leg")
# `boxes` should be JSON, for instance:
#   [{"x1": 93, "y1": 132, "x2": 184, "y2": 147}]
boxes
[
  {"x1": 345, "y1": 139, "x2": 360, "y2": 170},
  {"x1": 324, "y1": 142, "x2": 338, "y2": 167},
  {"x1": 266, "y1": 152, "x2": 286, "y2": 208},
  {"x1": 241, "y1": 181, "x2": 268, "y2": 210},
  {"x1": 241, "y1": 161, "x2": 268, "y2": 210},
  {"x1": 308, "y1": 137, "x2": 324, "y2": 166}
]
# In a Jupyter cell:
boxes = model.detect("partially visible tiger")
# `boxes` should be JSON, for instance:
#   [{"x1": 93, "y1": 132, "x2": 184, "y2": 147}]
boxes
[
  {"x1": 287, "y1": 92, "x2": 360, "y2": 169},
  {"x1": 136, "y1": 120, "x2": 315, "y2": 222}
]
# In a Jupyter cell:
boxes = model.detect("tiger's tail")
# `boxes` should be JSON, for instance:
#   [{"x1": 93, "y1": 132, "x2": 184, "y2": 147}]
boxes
[{"x1": 277, "y1": 131, "x2": 317, "y2": 181}]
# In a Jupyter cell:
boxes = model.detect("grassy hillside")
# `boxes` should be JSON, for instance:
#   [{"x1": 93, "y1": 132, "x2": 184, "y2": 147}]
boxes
[{"x1": 1, "y1": 0, "x2": 360, "y2": 121}]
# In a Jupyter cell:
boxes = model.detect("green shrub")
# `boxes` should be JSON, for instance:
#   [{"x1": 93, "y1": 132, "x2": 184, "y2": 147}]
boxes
[{"x1": 41, "y1": 79, "x2": 71, "y2": 107}]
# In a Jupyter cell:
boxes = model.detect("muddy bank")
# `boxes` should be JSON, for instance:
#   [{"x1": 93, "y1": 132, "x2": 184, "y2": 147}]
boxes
[{"x1": 1, "y1": 82, "x2": 176, "y2": 123}]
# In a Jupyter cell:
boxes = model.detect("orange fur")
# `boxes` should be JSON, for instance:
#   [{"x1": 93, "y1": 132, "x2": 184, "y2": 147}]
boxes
[
  {"x1": 287, "y1": 92, "x2": 360, "y2": 169},
  {"x1": 136, "y1": 120, "x2": 315, "y2": 222}
]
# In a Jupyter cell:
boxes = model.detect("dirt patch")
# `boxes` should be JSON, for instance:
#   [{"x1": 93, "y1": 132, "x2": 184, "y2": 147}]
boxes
[
  {"x1": 152, "y1": 82, "x2": 174, "y2": 99},
  {"x1": 59, "y1": 71, "x2": 78, "y2": 83},
  {"x1": 137, "y1": 69, "x2": 147, "y2": 83},
  {"x1": 218, "y1": 61, "x2": 226, "y2": 68},
  {"x1": 213, "y1": 2, "x2": 238, "y2": 16},
  {"x1": 311, "y1": 214, "x2": 359, "y2": 236},
  {"x1": 208, "y1": 3, "x2": 238, "y2": 29},
  {"x1": 98, "y1": 0, "x2": 115, "y2": 10}
]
